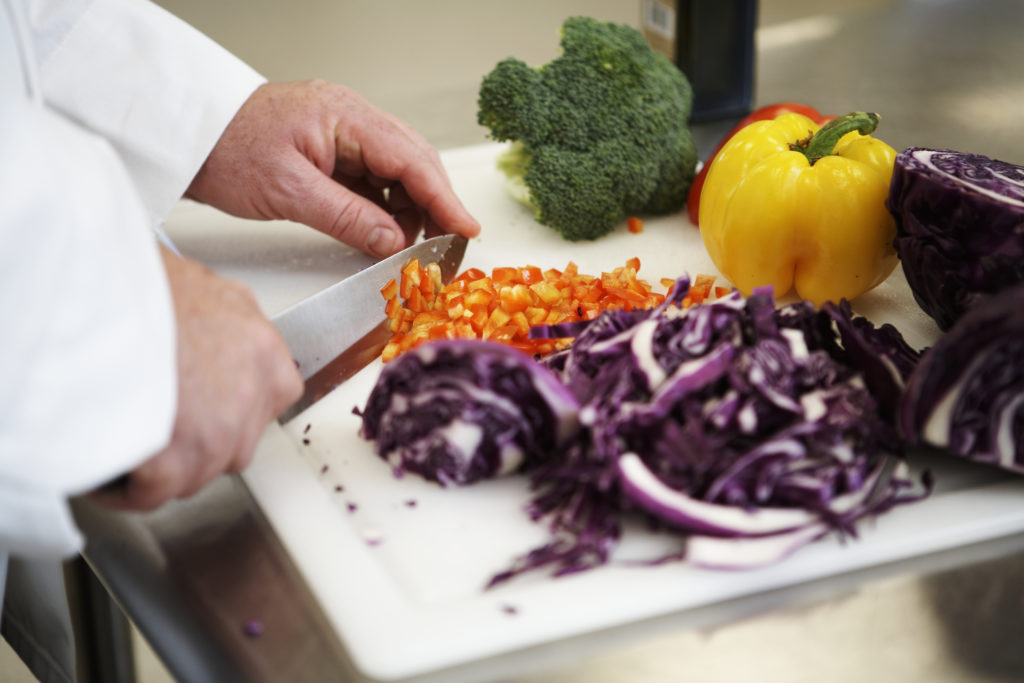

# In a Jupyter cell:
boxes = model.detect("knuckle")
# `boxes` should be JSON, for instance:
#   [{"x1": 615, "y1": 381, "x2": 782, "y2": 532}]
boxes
[
  {"x1": 176, "y1": 473, "x2": 209, "y2": 500},
  {"x1": 281, "y1": 366, "x2": 304, "y2": 404},
  {"x1": 185, "y1": 409, "x2": 237, "y2": 463},
  {"x1": 227, "y1": 278, "x2": 260, "y2": 309},
  {"x1": 230, "y1": 373, "x2": 263, "y2": 415},
  {"x1": 425, "y1": 145, "x2": 443, "y2": 168},
  {"x1": 325, "y1": 195, "x2": 371, "y2": 243},
  {"x1": 245, "y1": 321, "x2": 280, "y2": 358},
  {"x1": 124, "y1": 461, "x2": 177, "y2": 511},
  {"x1": 203, "y1": 433, "x2": 237, "y2": 477}
]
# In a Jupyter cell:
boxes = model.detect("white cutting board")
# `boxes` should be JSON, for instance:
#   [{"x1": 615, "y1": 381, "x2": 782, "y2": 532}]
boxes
[{"x1": 242, "y1": 143, "x2": 1024, "y2": 683}]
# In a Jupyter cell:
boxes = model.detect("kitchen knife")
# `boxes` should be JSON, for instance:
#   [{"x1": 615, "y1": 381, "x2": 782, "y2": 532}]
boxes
[
  {"x1": 96, "y1": 234, "x2": 466, "y2": 494},
  {"x1": 273, "y1": 233, "x2": 468, "y2": 423}
]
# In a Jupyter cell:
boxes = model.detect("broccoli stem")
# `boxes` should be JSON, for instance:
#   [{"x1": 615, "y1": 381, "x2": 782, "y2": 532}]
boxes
[{"x1": 792, "y1": 111, "x2": 880, "y2": 165}]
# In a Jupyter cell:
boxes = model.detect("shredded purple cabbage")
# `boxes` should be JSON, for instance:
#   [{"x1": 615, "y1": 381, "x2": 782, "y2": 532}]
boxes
[
  {"x1": 359, "y1": 340, "x2": 580, "y2": 486},
  {"x1": 488, "y1": 281, "x2": 927, "y2": 582},
  {"x1": 359, "y1": 279, "x2": 931, "y2": 581}
]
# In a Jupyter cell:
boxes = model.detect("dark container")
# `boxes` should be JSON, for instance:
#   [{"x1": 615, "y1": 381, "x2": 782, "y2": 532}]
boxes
[{"x1": 641, "y1": 0, "x2": 758, "y2": 123}]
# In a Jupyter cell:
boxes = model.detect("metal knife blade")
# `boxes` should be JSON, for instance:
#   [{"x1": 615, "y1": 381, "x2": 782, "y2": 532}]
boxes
[{"x1": 273, "y1": 234, "x2": 468, "y2": 423}]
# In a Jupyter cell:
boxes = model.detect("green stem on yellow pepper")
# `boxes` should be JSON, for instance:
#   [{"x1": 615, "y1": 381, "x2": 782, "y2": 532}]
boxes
[{"x1": 792, "y1": 111, "x2": 880, "y2": 165}]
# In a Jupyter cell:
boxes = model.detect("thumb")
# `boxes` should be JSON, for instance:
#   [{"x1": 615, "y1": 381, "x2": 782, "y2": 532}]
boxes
[{"x1": 282, "y1": 163, "x2": 407, "y2": 258}]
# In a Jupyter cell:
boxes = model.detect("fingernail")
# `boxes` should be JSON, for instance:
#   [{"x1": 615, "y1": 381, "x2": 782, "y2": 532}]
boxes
[{"x1": 368, "y1": 227, "x2": 401, "y2": 257}]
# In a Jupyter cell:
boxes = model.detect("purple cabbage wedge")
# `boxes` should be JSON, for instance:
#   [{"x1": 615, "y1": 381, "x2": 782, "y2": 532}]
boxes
[
  {"x1": 490, "y1": 280, "x2": 929, "y2": 582},
  {"x1": 358, "y1": 339, "x2": 580, "y2": 486},
  {"x1": 900, "y1": 283, "x2": 1024, "y2": 473},
  {"x1": 887, "y1": 147, "x2": 1024, "y2": 331}
]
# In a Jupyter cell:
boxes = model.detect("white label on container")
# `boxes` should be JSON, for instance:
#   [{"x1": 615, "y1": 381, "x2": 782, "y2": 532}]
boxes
[{"x1": 643, "y1": 0, "x2": 676, "y2": 40}]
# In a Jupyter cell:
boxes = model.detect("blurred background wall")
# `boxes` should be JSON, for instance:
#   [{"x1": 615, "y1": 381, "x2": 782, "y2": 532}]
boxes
[{"x1": 153, "y1": 0, "x2": 1022, "y2": 162}]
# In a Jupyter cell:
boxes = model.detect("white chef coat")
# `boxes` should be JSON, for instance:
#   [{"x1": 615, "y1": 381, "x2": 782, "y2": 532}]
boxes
[{"x1": 0, "y1": 0, "x2": 265, "y2": 616}]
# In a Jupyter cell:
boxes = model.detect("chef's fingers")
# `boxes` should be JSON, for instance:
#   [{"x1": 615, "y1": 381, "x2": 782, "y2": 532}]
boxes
[
  {"x1": 365, "y1": 173, "x2": 394, "y2": 191},
  {"x1": 92, "y1": 332, "x2": 300, "y2": 511},
  {"x1": 217, "y1": 319, "x2": 304, "y2": 477},
  {"x1": 228, "y1": 336, "x2": 305, "y2": 475},
  {"x1": 326, "y1": 176, "x2": 427, "y2": 248},
  {"x1": 392, "y1": 175, "x2": 444, "y2": 240},
  {"x1": 388, "y1": 184, "x2": 426, "y2": 244},
  {"x1": 334, "y1": 172, "x2": 388, "y2": 210},
  {"x1": 91, "y1": 446, "x2": 192, "y2": 512},
  {"x1": 423, "y1": 217, "x2": 445, "y2": 240},
  {"x1": 336, "y1": 112, "x2": 481, "y2": 241},
  {"x1": 92, "y1": 408, "x2": 277, "y2": 510},
  {"x1": 332, "y1": 104, "x2": 444, "y2": 180},
  {"x1": 224, "y1": 400, "x2": 276, "y2": 476},
  {"x1": 287, "y1": 159, "x2": 410, "y2": 257}
]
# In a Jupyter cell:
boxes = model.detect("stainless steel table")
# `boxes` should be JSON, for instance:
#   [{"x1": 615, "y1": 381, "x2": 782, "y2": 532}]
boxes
[{"x1": 76, "y1": 1, "x2": 1024, "y2": 681}]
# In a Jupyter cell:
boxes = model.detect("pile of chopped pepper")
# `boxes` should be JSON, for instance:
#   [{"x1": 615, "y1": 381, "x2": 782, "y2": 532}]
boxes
[{"x1": 379, "y1": 259, "x2": 719, "y2": 361}]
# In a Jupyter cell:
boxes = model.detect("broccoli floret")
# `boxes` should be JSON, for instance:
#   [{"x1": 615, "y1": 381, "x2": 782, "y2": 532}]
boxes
[{"x1": 477, "y1": 16, "x2": 698, "y2": 241}]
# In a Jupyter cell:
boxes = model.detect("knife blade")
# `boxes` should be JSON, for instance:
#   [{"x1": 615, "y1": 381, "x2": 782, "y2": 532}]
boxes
[{"x1": 273, "y1": 233, "x2": 468, "y2": 423}]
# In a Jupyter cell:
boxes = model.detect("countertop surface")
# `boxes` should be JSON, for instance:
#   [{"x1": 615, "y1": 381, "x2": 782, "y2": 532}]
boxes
[{"x1": 95, "y1": 1, "x2": 1024, "y2": 682}]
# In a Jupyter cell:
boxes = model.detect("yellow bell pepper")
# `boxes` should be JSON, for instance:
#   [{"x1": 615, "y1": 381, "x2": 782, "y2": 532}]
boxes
[{"x1": 698, "y1": 111, "x2": 898, "y2": 307}]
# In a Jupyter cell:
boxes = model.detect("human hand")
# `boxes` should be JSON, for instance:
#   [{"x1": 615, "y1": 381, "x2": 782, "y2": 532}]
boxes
[
  {"x1": 185, "y1": 80, "x2": 481, "y2": 258},
  {"x1": 92, "y1": 247, "x2": 303, "y2": 511}
]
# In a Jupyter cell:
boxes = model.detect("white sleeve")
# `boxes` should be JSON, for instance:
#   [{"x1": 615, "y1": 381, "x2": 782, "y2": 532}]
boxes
[
  {"x1": 1, "y1": 0, "x2": 264, "y2": 560},
  {"x1": 29, "y1": 0, "x2": 267, "y2": 227},
  {"x1": 0, "y1": 99, "x2": 177, "y2": 559}
]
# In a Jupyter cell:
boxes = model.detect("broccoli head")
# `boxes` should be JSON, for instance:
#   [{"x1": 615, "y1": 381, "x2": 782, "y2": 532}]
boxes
[{"x1": 477, "y1": 16, "x2": 698, "y2": 241}]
